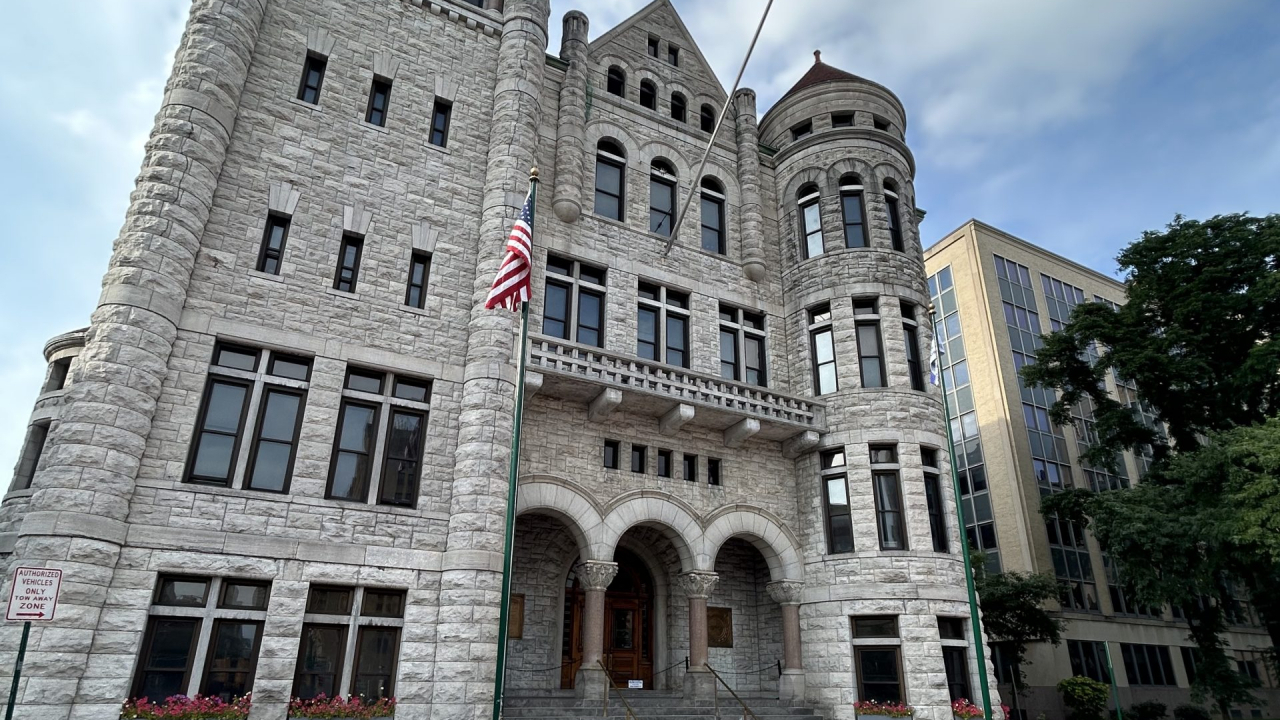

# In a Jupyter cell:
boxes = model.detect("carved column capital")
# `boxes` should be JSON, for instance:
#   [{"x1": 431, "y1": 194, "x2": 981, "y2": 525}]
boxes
[
  {"x1": 676, "y1": 572, "x2": 719, "y2": 599},
  {"x1": 578, "y1": 561, "x2": 618, "y2": 591},
  {"x1": 766, "y1": 580, "x2": 805, "y2": 606}
]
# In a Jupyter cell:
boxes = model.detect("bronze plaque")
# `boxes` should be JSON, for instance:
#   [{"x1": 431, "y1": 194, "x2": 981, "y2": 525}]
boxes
[
  {"x1": 509, "y1": 594, "x2": 525, "y2": 639},
  {"x1": 707, "y1": 606, "x2": 733, "y2": 648}
]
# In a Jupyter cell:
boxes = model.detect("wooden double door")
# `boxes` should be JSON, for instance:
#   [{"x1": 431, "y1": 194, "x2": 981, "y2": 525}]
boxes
[{"x1": 561, "y1": 549, "x2": 655, "y2": 690}]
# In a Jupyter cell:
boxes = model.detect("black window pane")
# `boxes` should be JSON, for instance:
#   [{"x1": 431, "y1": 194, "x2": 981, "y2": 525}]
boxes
[
  {"x1": 379, "y1": 411, "x2": 424, "y2": 506},
  {"x1": 294, "y1": 624, "x2": 345, "y2": 700},
  {"x1": 298, "y1": 55, "x2": 326, "y2": 105},
  {"x1": 393, "y1": 378, "x2": 430, "y2": 403},
  {"x1": 853, "y1": 616, "x2": 898, "y2": 638},
  {"x1": 346, "y1": 370, "x2": 384, "y2": 394},
  {"x1": 700, "y1": 196, "x2": 723, "y2": 253},
  {"x1": 720, "y1": 330, "x2": 738, "y2": 380},
  {"x1": 362, "y1": 589, "x2": 406, "y2": 618},
  {"x1": 430, "y1": 101, "x2": 451, "y2": 147},
  {"x1": 858, "y1": 648, "x2": 902, "y2": 702},
  {"x1": 366, "y1": 80, "x2": 391, "y2": 127},
  {"x1": 306, "y1": 586, "x2": 353, "y2": 614},
  {"x1": 193, "y1": 434, "x2": 237, "y2": 481},
  {"x1": 657, "y1": 450, "x2": 671, "y2": 477},
  {"x1": 353, "y1": 628, "x2": 399, "y2": 699},
  {"x1": 829, "y1": 514, "x2": 854, "y2": 553},
  {"x1": 577, "y1": 291, "x2": 603, "y2": 347},
  {"x1": 138, "y1": 618, "x2": 199, "y2": 700},
  {"x1": 631, "y1": 446, "x2": 646, "y2": 473},
  {"x1": 637, "y1": 307, "x2": 658, "y2": 359},
  {"x1": 158, "y1": 577, "x2": 210, "y2": 607},
  {"x1": 269, "y1": 354, "x2": 311, "y2": 380},
  {"x1": 258, "y1": 391, "x2": 301, "y2": 442},
  {"x1": 248, "y1": 441, "x2": 291, "y2": 492},
  {"x1": 202, "y1": 621, "x2": 262, "y2": 701},
  {"x1": 215, "y1": 345, "x2": 258, "y2": 372},
  {"x1": 666, "y1": 315, "x2": 688, "y2": 368},
  {"x1": 943, "y1": 646, "x2": 971, "y2": 702},
  {"x1": 338, "y1": 405, "x2": 377, "y2": 452},
  {"x1": 220, "y1": 582, "x2": 270, "y2": 610},
  {"x1": 204, "y1": 382, "x2": 248, "y2": 433},
  {"x1": 543, "y1": 282, "x2": 570, "y2": 338}
]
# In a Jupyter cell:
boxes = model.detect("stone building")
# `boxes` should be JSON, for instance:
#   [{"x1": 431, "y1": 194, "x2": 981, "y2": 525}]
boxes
[
  {"x1": 0, "y1": 1, "x2": 1000, "y2": 718},
  {"x1": 925, "y1": 221, "x2": 1279, "y2": 719}
]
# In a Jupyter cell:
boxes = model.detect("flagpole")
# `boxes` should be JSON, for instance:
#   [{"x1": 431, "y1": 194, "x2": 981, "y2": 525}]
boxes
[
  {"x1": 492, "y1": 169, "x2": 538, "y2": 720},
  {"x1": 930, "y1": 303, "x2": 994, "y2": 720}
]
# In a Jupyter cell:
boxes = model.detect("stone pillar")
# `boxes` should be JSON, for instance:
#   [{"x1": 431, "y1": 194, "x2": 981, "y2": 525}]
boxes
[
  {"x1": 432, "y1": 0, "x2": 549, "y2": 718},
  {"x1": 575, "y1": 561, "x2": 617, "y2": 697},
  {"x1": 767, "y1": 580, "x2": 806, "y2": 703},
  {"x1": 677, "y1": 572, "x2": 718, "y2": 700},
  {"x1": 552, "y1": 10, "x2": 589, "y2": 223},
  {"x1": 734, "y1": 88, "x2": 767, "y2": 281},
  {"x1": 0, "y1": 2, "x2": 267, "y2": 718}
]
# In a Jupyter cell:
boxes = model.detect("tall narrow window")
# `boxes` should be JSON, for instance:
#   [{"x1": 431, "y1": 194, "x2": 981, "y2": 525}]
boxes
[
  {"x1": 821, "y1": 448, "x2": 852, "y2": 553},
  {"x1": 639, "y1": 80, "x2": 656, "y2": 110},
  {"x1": 649, "y1": 160, "x2": 676, "y2": 236},
  {"x1": 809, "y1": 303, "x2": 838, "y2": 395},
  {"x1": 853, "y1": 298, "x2": 886, "y2": 387},
  {"x1": 923, "y1": 449, "x2": 949, "y2": 553},
  {"x1": 603, "y1": 440, "x2": 620, "y2": 469},
  {"x1": 366, "y1": 78, "x2": 391, "y2": 127},
  {"x1": 637, "y1": 281, "x2": 689, "y2": 367},
  {"x1": 700, "y1": 104, "x2": 715, "y2": 133},
  {"x1": 542, "y1": 255, "x2": 607, "y2": 347},
  {"x1": 852, "y1": 617, "x2": 903, "y2": 702},
  {"x1": 11, "y1": 422, "x2": 50, "y2": 491},
  {"x1": 884, "y1": 181, "x2": 905, "y2": 252},
  {"x1": 257, "y1": 214, "x2": 290, "y2": 275},
  {"x1": 670, "y1": 92, "x2": 686, "y2": 122},
  {"x1": 682, "y1": 453, "x2": 697, "y2": 482},
  {"x1": 902, "y1": 302, "x2": 925, "y2": 391},
  {"x1": 798, "y1": 185, "x2": 823, "y2": 258},
  {"x1": 44, "y1": 357, "x2": 71, "y2": 392},
  {"x1": 631, "y1": 445, "x2": 647, "y2": 473},
  {"x1": 719, "y1": 304, "x2": 767, "y2": 386},
  {"x1": 594, "y1": 139, "x2": 626, "y2": 221},
  {"x1": 186, "y1": 345, "x2": 311, "y2": 490},
  {"x1": 297, "y1": 53, "x2": 327, "y2": 105},
  {"x1": 657, "y1": 449, "x2": 673, "y2": 478},
  {"x1": 294, "y1": 586, "x2": 405, "y2": 701},
  {"x1": 405, "y1": 252, "x2": 431, "y2": 309},
  {"x1": 840, "y1": 174, "x2": 868, "y2": 248},
  {"x1": 939, "y1": 617, "x2": 971, "y2": 702},
  {"x1": 707, "y1": 458, "x2": 722, "y2": 486},
  {"x1": 700, "y1": 177, "x2": 726, "y2": 254},
  {"x1": 667, "y1": 45, "x2": 680, "y2": 66},
  {"x1": 871, "y1": 445, "x2": 907, "y2": 550},
  {"x1": 333, "y1": 234, "x2": 363, "y2": 293},
  {"x1": 606, "y1": 66, "x2": 625, "y2": 97},
  {"x1": 327, "y1": 369, "x2": 431, "y2": 506},
  {"x1": 647, "y1": 36, "x2": 660, "y2": 57},
  {"x1": 429, "y1": 100, "x2": 452, "y2": 147}
]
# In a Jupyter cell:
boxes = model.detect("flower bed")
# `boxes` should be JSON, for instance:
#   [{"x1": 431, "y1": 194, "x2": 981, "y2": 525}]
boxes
[
  {"x1": 121, "y1": 694, "x2": 251, "y2": 719},
  {"x1": 288, "y1": 695, "x2": 396, "y2": 719},
  {"x1": 953, "y1": 699, "x2": 984, "y2": 719},
  {"x1": 854, "y1": 700, "x2": 915, "y2": 717}
]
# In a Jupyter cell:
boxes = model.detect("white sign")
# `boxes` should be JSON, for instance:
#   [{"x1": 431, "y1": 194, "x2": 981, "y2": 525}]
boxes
[
  {"x1": 627, "y1": 680, "x2": 644, "y2": 689},
  {"x1": 6, "y1": 567, "x2": 63, "y2": 622}
]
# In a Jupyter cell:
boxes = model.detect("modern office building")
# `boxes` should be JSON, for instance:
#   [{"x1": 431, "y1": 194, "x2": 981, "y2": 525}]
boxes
[
  {"x1": 925, "y1": 220, "x2": 1278, "y2": 718},
  {"x1": 0, "y1": 1, "x2": 1003, "y2": 718}
]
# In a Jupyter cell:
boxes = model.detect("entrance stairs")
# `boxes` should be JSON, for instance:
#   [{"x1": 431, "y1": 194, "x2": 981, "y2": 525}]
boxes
[{"x1": 503, "y1": 690, "x2": 825, "y2": 719}]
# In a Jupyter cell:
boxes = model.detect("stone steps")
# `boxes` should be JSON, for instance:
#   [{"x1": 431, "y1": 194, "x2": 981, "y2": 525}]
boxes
[{"x1": 503, "y1": 691, "x2": 824, "y2": 719}]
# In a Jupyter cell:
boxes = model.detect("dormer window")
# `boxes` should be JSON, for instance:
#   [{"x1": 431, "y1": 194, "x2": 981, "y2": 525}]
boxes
[
  {"x1": 639, "y1": 80, "x2": 656, "y2": 110},
  {"x1": 606, "y1": 66, "x2": 625, "y2": 97}
]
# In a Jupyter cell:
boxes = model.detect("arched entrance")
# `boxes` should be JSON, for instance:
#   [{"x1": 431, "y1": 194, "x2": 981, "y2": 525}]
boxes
[{"x1": 562, "y1": 548, "x2": 655, "y2": 689}]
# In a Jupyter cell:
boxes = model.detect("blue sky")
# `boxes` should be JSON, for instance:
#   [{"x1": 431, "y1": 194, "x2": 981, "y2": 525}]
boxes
[{"x1": 0, "y1": 0, "x2": 1278, "y2": 476}]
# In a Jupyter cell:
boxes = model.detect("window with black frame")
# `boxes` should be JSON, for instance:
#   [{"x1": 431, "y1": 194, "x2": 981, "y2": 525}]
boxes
[
  {"x1": 700, "y1": 177, "x2": 727, "y2": 254},
  {"x1": 902, "y1": 301, "x2": 926, "y2": 391},
  {"x1": 257, "y1": 214, "x2": 291, "y2": 275},
  {"x1": 670, "y1": 92, "x2": 687, "y2": 122},
  {"x1": 594, "y1": 139, "x2": 626, "y2": 221},
  {"x1": 808, "y1": 302, "x2": 838, "y2": 395},
  {"x1": 333, "y1": 233, "x2": 364, "y2": 293},
  {"x1": 429, "y1": 99, "x2": 452, "y2": 147},
  {"x1": 639, "y1": 79, "x2": 656, "y2": 110},
  {"x1": 186, "y1": 343, "x2": 311, "y2": 493},
  {"x1": 798, "y1": 184, "x2": 824, "y2": 258},
  {"x1": 326, "y1": 367, "x2": 431, "y2": 507},
  {"x1": 294, "y1": 585, "x2": 406, "y2": 702},
  {"x1": 637, "y1": 280, "x2": 689, "y2": 367},
  {"x1": 854, "y1": 298, "x2": 886, "y2": 388},
  {"x1": 649, "y1": 160, "x2": 676, "y2": 236},
  {"x1": 870, "y1": 445, "x2": 907, "y2": 550},
  {"x1": 820, "y1": 448, "x2": 853, "y2": 553},
  {"x1": 840, "y1": 174, "x2": 868, "y2": 248},
  {"x1": 884, "y1": 180, "x2": 905, "y2": 251},
  {"x1": 543, "y1": 254, "x2": 607, "y2": 347},
  {"x1": 922, "y1": 447, "x2": 949, "y2": 553},
  {"x1": 297, "y1": 53, "x2": 327, "y2": 105},
  {"x1": 365, "y1": 78, "x2": 391, "y2": 127},
  {"x1": 718, "y1": 304, "x2": 766, "y2": 386},
  {"x1": 606, "y1": 66, "x2": 625, "y2": 97},
  {"x1": 853, "y1": 616, "x2": 903, "y2": 703}
]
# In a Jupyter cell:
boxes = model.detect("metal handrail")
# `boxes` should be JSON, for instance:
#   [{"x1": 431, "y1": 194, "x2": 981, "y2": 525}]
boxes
[
  {"x1": 706, "y1": 664, "x2": 762, "y2": 720},
  {"x1": 597, "y1": 660, "x2": 640, "y2": 720}
]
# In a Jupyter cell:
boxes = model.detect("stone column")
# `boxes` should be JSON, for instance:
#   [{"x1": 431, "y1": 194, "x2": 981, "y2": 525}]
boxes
[
  {"x1": 767, "y1": 580, "x2": 806, "y2": 703},
  {"x1": 677, "y1": 572, "x2": 718, "y2": 699},
  {"x1": 432, "y1": 1, "x2": 549, "y2": 718},
  {"x1": 734, "y1": 88, "x2": 767, "y2": 281},
  {"x1": 575, "y1": 561, "x2": 617, "y2": 697},
  {"x1": 551, "y1": 10, "x2": 589, "y2": 223},
  {"x1": 0, "y1": 2, "x2": 267, "y2": 718}
]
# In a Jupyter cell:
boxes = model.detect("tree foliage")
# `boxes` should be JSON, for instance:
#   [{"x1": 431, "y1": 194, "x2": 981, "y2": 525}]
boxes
[
  {"x1": 972, "y1": 553, "x2": 1063, "y2": 679},
  {"x1": 1021, "y1": 213, "x2": 1280, "y2": 711}
]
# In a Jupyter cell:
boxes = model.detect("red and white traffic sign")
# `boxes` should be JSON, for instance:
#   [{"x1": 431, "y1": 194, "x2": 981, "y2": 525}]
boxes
[{"x1": 5, "y1": 567, "x2": 62, "y2": 622}]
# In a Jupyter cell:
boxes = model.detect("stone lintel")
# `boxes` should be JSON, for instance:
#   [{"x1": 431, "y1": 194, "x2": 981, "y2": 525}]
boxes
[
  {"x1": 587, "y1": 387, "x2": 622, "y2": 421},
  {"x1": 723, "y1": 418, "x2": 760, "y2": 448},
  {"x1": 660, "y1": 403, "x2": 695, "y2": 436}
]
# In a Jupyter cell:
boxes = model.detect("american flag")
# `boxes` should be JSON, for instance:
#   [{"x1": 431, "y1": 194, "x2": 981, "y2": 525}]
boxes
[
  {"x1": 929, "y1": 327, "x2": 946, "y2": 386},
  {"x1": 485, "y1": 188, "x2": 535, "y2": 311}
]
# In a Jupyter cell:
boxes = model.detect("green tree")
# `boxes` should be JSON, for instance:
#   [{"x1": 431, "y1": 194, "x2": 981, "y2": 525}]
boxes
[
  {"x1": 1021, "y1": 213, "x2": 1280, "y2": 712},
  {"x1": 1058, "y1": 676, "x2": 1110, "y2": 720},
  {"x1": 972, "y1": 553, "x2": 1063, "y2": 682}
]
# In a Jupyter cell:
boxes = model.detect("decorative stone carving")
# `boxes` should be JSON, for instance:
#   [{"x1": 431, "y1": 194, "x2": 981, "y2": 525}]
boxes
[
  {"x1": 767, "y1": 580, "x2": 805, "y2": 605},
  {"x1": 676, "y1": 572, "x2": 719, "y2": 599},
  {"x1": 578, "y1": 561, "x2": 618, "y2": 591}
]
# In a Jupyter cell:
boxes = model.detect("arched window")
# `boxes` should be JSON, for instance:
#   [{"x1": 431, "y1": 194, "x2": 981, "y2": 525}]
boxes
[
  {"x1": 639, "y1": 79, "x2": 657, "y2": 110},
  {"x1": 649, "y1": 159, "x2": 676, "y2": 236},
  {"x1": 606, "y1": 66, "x2": 626, "y2": 97},
  {"x1": 840, "y1": 173, "x2": 867, "y2": 248},
  {"x1": 884, "y1": 180, "x2": 904, "y2": 252},
  {"x1": 595, "y1": 139, "x2": 626, "y2": 221},
  {"x1": 700, "y1": 177, "x2": 726, "y2": 254},
  {"x1": 798, "y1": 184, "x2": 823, "y2": 258},
  {"x1": 700, "y1": 104, "x2": 716, "y2": 133},
  {"x1": 670, "y1": 93, "x2": 687, "y2": 123}
]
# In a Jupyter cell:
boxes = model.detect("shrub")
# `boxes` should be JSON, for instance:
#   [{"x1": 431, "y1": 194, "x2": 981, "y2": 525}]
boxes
[
  {"x1": 853, "y1": 700, "x2": 915, "y2": 717},
  {"x1": 1172, "y1": 705, "x2": 1211, "y2": 720},
  {"x1": 288, "y1": 695, "x2": 397, "y2": 719},
  {"x1": 121, "y1": 694, "x2": 251, "y2": 720},
  {"x1": 1057, "y1": 676, "x2": 1110, "y2": 720},
  {"x1": 1128, "y1": 701, "x2": 1168, "y2": 720}
]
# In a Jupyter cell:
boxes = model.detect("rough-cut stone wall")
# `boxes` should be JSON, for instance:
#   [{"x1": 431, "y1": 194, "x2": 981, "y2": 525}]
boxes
[
  {"x1": 708, "y1": 539, "x2": 782, "y2": 694},
  {"x1": 506, "y1": 515, "x2": 576, "y2": 690}
]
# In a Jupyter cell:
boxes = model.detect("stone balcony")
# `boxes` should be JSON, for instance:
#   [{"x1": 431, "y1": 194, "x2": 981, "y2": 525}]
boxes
[{"x1": 526, "y1": 334, "x2": 825, "y2": 456}]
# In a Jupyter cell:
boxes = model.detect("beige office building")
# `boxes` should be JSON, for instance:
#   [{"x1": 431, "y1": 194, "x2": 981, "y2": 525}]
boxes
[{"x1": 924, "y1": 221, "x2": 1278, "y2": 718}]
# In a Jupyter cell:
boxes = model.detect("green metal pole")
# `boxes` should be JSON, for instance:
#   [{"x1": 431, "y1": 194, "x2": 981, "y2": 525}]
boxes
[
  {"x1": 492, "y1": 174, "x2": 538, "y2": 720},
  {"x1": 1103, "y1": 641, "x2": 1124, "y2": 720},
  {"x1": 932, "y1": 305, "x2": 994, "y2": 720},
  {"x1": 5, "y1": 621, "x2": 31, "y2": 720}
]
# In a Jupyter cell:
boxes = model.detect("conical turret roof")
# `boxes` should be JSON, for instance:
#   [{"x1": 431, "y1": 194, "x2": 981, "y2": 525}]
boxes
[{"x1": 778, "y1": 50, "x2": 867, "y2": 102}]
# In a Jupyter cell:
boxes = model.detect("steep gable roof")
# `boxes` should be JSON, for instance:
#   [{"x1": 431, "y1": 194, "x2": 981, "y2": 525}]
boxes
[{"x1": 588, "y1": 0, "x2": 727, "y2": 101}]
